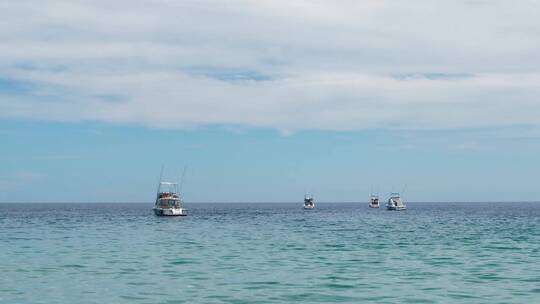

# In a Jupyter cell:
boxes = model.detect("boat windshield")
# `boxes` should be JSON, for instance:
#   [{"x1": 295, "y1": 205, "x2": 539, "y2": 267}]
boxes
[
  {"x1": 158, "y1": 199, "x2": 181, "y2": 208},
  {"x1": 158, "y1": 192, "x2": 178, "y2": 199}
]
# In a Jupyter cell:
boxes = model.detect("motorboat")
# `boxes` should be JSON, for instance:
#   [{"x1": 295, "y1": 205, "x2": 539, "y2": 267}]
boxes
[
  {"x1": 153, "y1": 182, "x2": 187, "y2": 216},
  {"x1": 303, "y1": 194, "x2": 315, "y2": 209},
  {"x1": 386, "y1": 192, "x2": 406, "y2": 211},
  {"x1": 369, "y1": 194, "x2": 380, "y2": 208}
]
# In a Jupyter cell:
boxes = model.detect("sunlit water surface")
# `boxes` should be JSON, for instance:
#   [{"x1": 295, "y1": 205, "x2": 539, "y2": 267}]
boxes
[{"x1": 1, "y1": 202, "x2": 539, "y2": 303}]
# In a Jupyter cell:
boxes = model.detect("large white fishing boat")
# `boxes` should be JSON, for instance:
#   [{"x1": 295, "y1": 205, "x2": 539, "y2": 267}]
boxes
[
  {"x1": 153, "y1": 181, "x2": 187, "y2": 216},
  {"x1": 303, "y1": 194, "x2": 315, "y2": 209},
  {"x1": 369, "y1": 194, "x2": 380, "y2": 208},
  {"x1": 386, "y1": 192, "x2": 406, "y2": 211}
]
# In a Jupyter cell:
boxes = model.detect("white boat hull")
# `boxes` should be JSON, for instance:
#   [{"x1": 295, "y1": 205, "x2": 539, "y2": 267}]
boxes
[
  {"x1": 304, "y1": 205, "x2": 315, "y2": 209},
  {"x1": 369, "y1": 204, "x2": 380, "y2": 208},
  {"x1": 386, "y1": 205, "x2": 406, "y2": 211},
  {"x1": 153, "y1": 207, "x2": 187, "y2": 216},
  {"x1": 386, "y1": 195, "x2": 406, "y2": 211}
]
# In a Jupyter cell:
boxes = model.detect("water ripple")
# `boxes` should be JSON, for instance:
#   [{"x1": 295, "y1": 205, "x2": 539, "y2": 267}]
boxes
[{"x1": 0, "y1": 202, "x2": 539, "y2": 303}]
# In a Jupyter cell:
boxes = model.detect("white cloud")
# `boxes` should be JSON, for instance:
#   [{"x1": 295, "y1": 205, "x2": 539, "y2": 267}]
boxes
[{"x1": 1, "y1": 0, "x2": 539, "y2": 132}]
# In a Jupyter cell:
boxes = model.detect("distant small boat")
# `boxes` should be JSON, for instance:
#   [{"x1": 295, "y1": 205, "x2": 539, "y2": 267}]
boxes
[
  {"x1": 369, "y1": 194, "x2": 380, "y2": 208},
  {"x1": 386, "y1": 192, "x2": 406, "y2": 211},
  {"x1": 153, "y1": 181, "x2": 187, "y2": 216},
  {"x1": 304, "y1": 194, "x2": 315, "y2": 209}
]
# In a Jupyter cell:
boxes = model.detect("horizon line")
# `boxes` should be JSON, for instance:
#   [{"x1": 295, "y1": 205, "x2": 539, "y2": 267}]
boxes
[{"x1": 1, "y1": 201, "x2": 539, "y2": 204}]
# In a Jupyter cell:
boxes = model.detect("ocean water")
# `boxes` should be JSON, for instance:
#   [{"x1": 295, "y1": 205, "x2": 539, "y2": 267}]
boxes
[{"x1": 1, "y1": 202, "x2": 539, "y2": 304}]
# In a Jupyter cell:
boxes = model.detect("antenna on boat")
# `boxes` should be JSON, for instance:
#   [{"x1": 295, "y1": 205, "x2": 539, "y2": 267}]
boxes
[
  {"x1": 156, "y1": 165, "x2": 165, "y2": 195},
  {"x1": 179, "y1": 166, "x2": 188, "y2": 194}
]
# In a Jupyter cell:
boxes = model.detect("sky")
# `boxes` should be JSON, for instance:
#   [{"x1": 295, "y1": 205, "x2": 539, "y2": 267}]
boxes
[{"x1": 1, "y1": 0, "x2": 539, "y2": 202}]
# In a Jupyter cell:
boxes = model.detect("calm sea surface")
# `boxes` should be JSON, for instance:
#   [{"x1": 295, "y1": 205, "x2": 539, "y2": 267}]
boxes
[{"x1": 1, "y1": 202, "x2": 539, "y2": 303}]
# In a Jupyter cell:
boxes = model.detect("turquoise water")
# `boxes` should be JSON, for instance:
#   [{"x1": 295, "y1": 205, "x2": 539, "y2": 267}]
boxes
[{"x1": 1, "y1": 202, "x2": 539, "y2": 303}]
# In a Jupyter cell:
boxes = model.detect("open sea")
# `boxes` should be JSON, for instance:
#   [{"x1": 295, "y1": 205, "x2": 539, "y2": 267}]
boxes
[{"x1": 1, "y1": 202, "x2": 539, "y2": 303}]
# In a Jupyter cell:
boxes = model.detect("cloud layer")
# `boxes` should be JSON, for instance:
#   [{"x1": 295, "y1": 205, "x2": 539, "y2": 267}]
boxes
[{"x1": 1, "y1": 0, "x2": 540, "y2": 132}]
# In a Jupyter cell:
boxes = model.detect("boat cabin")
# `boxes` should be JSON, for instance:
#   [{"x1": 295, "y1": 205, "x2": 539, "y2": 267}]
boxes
[
  {"x1": 153, "y1": 176, "x2": 188, "y2": 216},
  {"x1": 304, "y1": 194, "x2": 315, "y2": 208},
  {"x1": 156, "y1": 182, "x2": 183, "y2": 207}
]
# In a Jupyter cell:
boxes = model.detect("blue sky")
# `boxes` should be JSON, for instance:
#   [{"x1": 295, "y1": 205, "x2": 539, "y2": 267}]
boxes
[
  {"x1": 1, "y1": 119, "x2": 539, "y2": 202},
  {"x1": 1, "y1": 1, "x2": 540, "y2": 202}
]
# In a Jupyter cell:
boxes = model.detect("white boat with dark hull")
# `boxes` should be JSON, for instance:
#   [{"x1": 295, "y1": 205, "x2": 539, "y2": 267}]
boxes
[
  {"x1": 153, "y1": 182, "x2": 187, "y2": 216},
  {"x1": 386, "y1": 192, "x2": 406, "y2": 211},
  {"x1": 369, "y1": 194, "x2": 380, "y2": 208},
  {"x1": 303, "y1": 194, "x2": 315, "y2": 209}
]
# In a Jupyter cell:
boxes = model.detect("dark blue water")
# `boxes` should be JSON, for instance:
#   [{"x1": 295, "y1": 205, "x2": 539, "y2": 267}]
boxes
[{"x1": 1, "y1": 202, "x2": 539, "y2": 303}]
